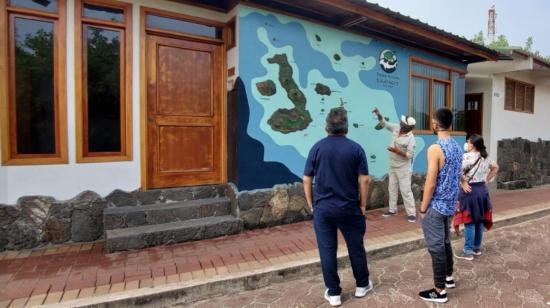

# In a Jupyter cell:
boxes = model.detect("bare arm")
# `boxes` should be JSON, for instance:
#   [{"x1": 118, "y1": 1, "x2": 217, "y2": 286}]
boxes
[
  {"x1": 420, "y1": 145, "x2": 442, "y2": 213},
  {"x1": 460, "y1": 175, "x2": 472, "y2": 193},
  {"x1": 460, "y1": 154, "x2": 472, "y2": 192},
  {"x1": 486, "y1": 163, "x2": 499, "y2": 183},
  {"x1": 303, "y1": 176, "x2": 313, "y2": 211},
  {"x1": 359, "y1": 175, "x2": 370, "y2": 215}
]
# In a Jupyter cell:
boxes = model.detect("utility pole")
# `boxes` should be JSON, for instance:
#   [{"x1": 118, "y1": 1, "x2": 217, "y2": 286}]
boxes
[{"x1": 488, "y1": 5, "x2": 496, "y2": 43}]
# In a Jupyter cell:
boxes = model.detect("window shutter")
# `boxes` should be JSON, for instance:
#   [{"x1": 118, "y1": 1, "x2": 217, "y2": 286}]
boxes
[
  {"x1": 515, "y1": 84, "x2": 525, "y2": 111},
  {"x1": 505, "y1": 79, "x2": 515, "y2": 110},
  {"x1": 525, "y1": 86, "x2": 534, "y2": 113}
]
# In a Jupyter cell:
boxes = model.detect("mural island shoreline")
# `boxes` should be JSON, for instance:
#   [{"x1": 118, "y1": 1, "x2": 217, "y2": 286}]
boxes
[
  {"x1": 256, "y1": 79, "x2": 277, "y2": 96},
  {"x1": 266, "y1": 54, "x2": 312, "y2": 134}
]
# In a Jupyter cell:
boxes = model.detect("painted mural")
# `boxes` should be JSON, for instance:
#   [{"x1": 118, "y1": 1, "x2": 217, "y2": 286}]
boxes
[{"x1": 238, "y1": 6, "x2": 466, "y2": 190}]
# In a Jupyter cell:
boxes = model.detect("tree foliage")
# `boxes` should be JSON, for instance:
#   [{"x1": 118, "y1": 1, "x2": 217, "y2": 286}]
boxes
[
  {"x1": 470, "y1": 31, "x2": 550, "y2": 61},
  {"x1": 472, "y1": 31, "x2": 485, "y2": 46},
  {"x1": 488, "y1": 34, "x2": 509, "y2": 49},
  {"x1": 14, "y1": 25, "x2": 56, "y2": 154},
  {"x1": 85, "y1": 27, "x2": 122, "y2": 152},
  {"x1": 524, "y1": 37, "x2": 533, "y2": 52}
]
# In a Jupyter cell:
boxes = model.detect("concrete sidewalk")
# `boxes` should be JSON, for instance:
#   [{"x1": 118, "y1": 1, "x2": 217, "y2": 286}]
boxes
[
  {"x1": 189, "y1": 215, "x2": 550, "y2": 307},
  {"x1": 1, "y1": 186, "x2": 550, "y2": 308}
]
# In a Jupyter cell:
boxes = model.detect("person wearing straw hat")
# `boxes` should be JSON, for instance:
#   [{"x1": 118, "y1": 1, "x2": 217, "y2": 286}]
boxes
[{"x1": 372, "y1": 107, "x2": 418, "y2": 222}]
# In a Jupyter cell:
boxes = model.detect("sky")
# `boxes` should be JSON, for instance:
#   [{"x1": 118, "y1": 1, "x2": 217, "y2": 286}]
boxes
[{"x1": 368, "y1": 0, "x2": 550, "y2": 56}]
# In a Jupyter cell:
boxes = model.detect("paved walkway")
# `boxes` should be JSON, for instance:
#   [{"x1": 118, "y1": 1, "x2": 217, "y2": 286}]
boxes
[
  {"x1": 189, "y1": 215, "x2": 550, "y2": 307},
  {"x1": 1, "y1": 187, "x2": 550, "y2": 307}
]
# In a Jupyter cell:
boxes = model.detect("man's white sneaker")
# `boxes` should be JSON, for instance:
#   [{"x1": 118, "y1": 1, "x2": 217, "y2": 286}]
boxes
[
  {"x1": 324, "y1": 289, "x2": 342, "y2": 307},
  {"x1": 355, "y1": 280, "x2": 373, "y2": 297}
]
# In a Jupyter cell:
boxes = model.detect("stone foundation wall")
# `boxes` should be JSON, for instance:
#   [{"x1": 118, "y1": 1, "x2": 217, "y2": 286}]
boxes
[
  {"x1": 0, "y1": 186, "x2": 228, "y2": 251},
  {"x1": 0, "y1": 192, "x2": 106, "y2": 251},
  {"x1": 0, "y1": 175, "x2": 427, "y2": 251},
  {"x1": 497, "y1": 138, "x2": 550, "y2": 189},
  {"x1": 237, "y1": 183, "x2": 311, "y2": 230},
  {"x1": 237, "y1": 174, "x2": 426, "y2": 230}
]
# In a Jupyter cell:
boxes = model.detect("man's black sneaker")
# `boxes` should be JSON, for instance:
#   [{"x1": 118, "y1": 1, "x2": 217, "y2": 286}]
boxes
[
  {"x1": 419, "y1": 288, "x2": 448, "y2": 303},
  {"x1": 382, "y1": 211, "x2": 397, "y2": 217},
  {"x1": 445, "y1": 277, "x2": 456, "y2": 288},
  {"x1": 473, "y1": 249, "x2": 482, "y2": 256}
]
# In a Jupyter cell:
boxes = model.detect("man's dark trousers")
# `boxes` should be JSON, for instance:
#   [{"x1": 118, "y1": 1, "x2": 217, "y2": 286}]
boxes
[
  {"x1": 421, "y1": 207, "x2": 454, "y2": 289},
  {"x1": 313, "y1": 206, "x2": 370, "y2": 296}
]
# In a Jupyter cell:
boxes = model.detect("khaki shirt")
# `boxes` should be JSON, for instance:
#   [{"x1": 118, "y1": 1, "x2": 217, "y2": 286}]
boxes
[{"x1": 381, "y1": 119, "x2": 415, "y2": 169}]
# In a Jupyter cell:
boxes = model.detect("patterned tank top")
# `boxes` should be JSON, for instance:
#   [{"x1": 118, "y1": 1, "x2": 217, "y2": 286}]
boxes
[{"x1": 430, "y1": 137, "x2": 463, "y2": 216}]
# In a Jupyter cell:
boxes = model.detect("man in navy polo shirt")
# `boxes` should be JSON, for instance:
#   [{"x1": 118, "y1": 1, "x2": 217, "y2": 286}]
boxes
[{"x1": 303, "y1": 107, "x2": 372, "y2": 307}]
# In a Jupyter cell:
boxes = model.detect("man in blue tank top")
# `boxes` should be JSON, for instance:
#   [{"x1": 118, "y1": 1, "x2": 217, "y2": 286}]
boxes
[
  {"x1": 418, "y1": 108, "x2": 463, "y2": 303},
  {"x1": 303, "y1": 107, "x2": 372, "y2": 307}
]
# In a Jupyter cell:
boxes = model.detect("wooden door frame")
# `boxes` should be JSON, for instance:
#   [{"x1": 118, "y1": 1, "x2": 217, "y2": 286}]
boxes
[
  {"x1": 139, "y1": 6, "x2": 227, "y2": 190},
  {"x1": 465, "y1": 92, "x2": 484, "y2": 137}
]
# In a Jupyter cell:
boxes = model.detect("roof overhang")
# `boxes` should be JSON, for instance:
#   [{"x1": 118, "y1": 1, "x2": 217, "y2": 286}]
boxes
[
  {"x1": 468, "y1": 48, "x2": 550, "y2": 79},
  {"x1": 511, "y1": 49, "x2": 550, "y2": 69},
  {"x1": 466, "y1": 48, "x2": 550, "y2": 86},
  {"x1": 171, "y1": 0, "x2": 501, "y2": 64}
]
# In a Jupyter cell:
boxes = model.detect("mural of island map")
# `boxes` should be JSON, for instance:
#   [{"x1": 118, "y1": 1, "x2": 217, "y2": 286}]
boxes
[{"x1": 237, "y1": 6, "x2": 466, "y2": 190}]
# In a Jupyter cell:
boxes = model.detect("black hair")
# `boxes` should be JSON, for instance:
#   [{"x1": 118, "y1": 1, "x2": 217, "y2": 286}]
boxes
[
  {"x1": 469, "y1": 134, "x2": 488, "y2": 159},
  {"x1": 326, "y1": 107, "x2": 348, "y2": 135},
  {"x1": 434, "y1": 108, "x2": 453, "y2": 130}
]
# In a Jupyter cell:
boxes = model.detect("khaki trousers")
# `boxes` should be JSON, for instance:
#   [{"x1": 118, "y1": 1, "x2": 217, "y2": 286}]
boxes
[{"x1": 388, "y1": 165, "x2": 416, "y2": 216}]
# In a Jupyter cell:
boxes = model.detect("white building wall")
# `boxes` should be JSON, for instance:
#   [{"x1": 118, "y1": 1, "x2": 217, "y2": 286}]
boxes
[
  {"x1": 488, "y1": 72, "x2": 550, "y2": 162},
  {"x1": 0, "y1": 0, "x2": 230, "y2": 204},
  {"x1": 0, "y1": 166, "x2": 6, "y2": 202}
]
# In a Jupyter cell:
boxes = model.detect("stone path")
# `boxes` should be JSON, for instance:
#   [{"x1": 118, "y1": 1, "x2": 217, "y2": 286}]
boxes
[
  {"x1": 1, "y1": 187, "x2": 550, "y2": 307},
  {"x1": 187, "y1": 215, "x2": 550, "y2": 308}
]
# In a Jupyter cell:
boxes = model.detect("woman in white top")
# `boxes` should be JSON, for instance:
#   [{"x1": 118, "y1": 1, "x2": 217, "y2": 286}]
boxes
[{"x1": 455, "y1": 134, "x2": 499, "y2": 260}]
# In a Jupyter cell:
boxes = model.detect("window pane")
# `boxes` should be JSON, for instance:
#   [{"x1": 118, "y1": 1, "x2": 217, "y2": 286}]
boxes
[
  {"x1": 146, "y1": 14, "x2": 222, "y2": 39},
  {"x1": 85, "y1": 26, "x2": 121, "y2": 153},
  {"x1": 412, "y1": 62, "x2": 449, "y2": 80},
  {"x1": 83, "y1": 3, "x2": 124, "y2": 22},
  {"x1": 411, "y1": 77, "x2": 430, "y2": 130},
  {"x1": 452, "y1": 72, "x2": 465, "y2": 131},
  {"x1": 433, "y1": 81, "x2": 447, "y2": 111},
  {"x1": 515, "y1": 84, "x2": 525, "y2": 111},
  {"x1": 9, "y1": 0, "x2": 57, "y2": 12},
  {"x1": 14, "y1": 17, "x2": 56, "y2": 154},
  {"x1": 505, "y1": 80, "x2": 515, "y2": 110}
]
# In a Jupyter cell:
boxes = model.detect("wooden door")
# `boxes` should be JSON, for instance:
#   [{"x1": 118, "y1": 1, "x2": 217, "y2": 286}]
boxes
[
  {"x1": 464, "y1": 93, "x2": 483, "y2": 138},
  {"x1": 146, "y1": 35, "x2": 224, "y2": 188}
]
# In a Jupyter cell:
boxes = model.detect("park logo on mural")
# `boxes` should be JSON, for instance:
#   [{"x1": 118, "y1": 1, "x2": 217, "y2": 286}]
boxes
[{"x1": 379, "y1": 49, "x2": 398, "y2": 73}]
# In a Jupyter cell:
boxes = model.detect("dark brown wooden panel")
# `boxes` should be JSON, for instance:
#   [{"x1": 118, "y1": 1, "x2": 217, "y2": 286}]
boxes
[
  {"x1": 157, "y1": 44, "x2": 212, "y2": 116},
  {"x1": 158, "y1": 125, "x2": 213, "y2": 172}
]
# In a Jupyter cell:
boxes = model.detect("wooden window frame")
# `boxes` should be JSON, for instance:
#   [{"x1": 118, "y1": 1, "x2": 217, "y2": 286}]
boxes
[
  {"x1": 0, "y1": 0, "x2": 67, "y2": 165},
  {"x1": 226, "y1": 16, "x2": 236, "y2": 50},
  {"x1": 143, "y1": 7, "x2": 225, "y2": 44},
  {"x1": 408, "y1": 56, "x2": 466, "y2": 135},
  {"x1": 504, "y1": 77, "x2": 535, "y2": 114},
  {"x1": 75, "y1": 0, "x2": 132, "y2": 163}
]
